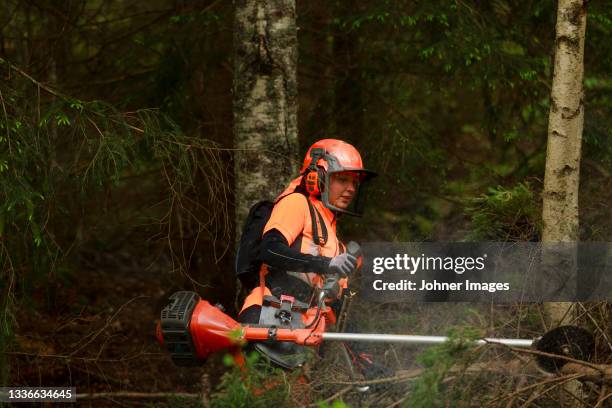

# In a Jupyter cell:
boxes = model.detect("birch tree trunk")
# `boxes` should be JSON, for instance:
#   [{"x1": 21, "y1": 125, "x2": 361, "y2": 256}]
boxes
[
  {"x1": 542, "y1": 1, "x2": 587, "y2": 406},
  {"x1": 542, "y1": 0, "x2": 587, "y2": 326},
  {"x1": 233, "y1": 0, "x2": 299, "y2": 229}
]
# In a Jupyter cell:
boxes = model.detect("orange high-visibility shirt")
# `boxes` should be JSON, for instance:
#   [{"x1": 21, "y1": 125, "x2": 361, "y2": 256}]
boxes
[
  {"x1": 263, "y1": 193, "x2": 341, "y2": 288},
  {"x1": 240, "y1": 192, "x2": 348, "y2": 314}
]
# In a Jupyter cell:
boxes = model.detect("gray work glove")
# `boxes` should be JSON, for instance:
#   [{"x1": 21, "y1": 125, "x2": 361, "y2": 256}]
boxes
[{"x1": 328, "y1": 253, "x2": 358, "y2": 277}]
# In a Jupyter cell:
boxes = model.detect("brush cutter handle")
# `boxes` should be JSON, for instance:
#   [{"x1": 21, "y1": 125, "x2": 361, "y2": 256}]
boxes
[
  {"x1": 322, "y1": 241, "x2": 362, "y2": 300},
  {"x1": 321, "y1": 274, "x2": 341, "y2": 300},
  {"x1": 346, "y1": 241, "x2": 362, "y2": 258},
  {"x1": 346, "y1": 240, "x2": 363, "y2": 272}
]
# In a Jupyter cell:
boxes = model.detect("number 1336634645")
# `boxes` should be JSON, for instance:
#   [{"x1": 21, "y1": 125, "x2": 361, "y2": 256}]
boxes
[{"x1": 0, "y1": 387, "x2": 76, "y2": 402}]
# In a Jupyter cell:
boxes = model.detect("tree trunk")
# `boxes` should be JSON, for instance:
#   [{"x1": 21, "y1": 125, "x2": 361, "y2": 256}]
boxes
[
  {"x1": 542, "y1": 1, "x2": 588, "y2": 405},
  {"x1": 542, "y1": 0, "x2": 587, "y2": 325},
  {"x1": 233, "y1": 0, "x2": 299, "y2": 229},
  {"x1": 543, "y1": 0, "x2": 587, "y2": 245}
]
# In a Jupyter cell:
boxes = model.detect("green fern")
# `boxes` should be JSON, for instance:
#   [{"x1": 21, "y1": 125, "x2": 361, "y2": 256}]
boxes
[
  {"x1": 466, "y1": 182, "x2": 540, "y2": 241},
  {"x1": 210, "y1": 353, "x2": 292, "y2": 408}
]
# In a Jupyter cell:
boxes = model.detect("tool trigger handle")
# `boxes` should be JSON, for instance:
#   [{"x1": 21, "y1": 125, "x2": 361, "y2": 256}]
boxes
[{"x1": 346, "y1": 241, "x2": 361, "y2": 257}]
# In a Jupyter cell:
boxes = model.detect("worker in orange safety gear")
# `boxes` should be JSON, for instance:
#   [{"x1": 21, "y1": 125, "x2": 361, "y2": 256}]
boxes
[{"x1": 238, "y1": 139, "x2": 377, "y2": 371}]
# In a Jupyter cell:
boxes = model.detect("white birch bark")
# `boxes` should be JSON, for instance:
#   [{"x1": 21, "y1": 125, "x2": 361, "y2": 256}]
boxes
[
  {"x1": 233, "y1": 0, "x2": 299, "y2": 229},
  {"x1": 543, "y1": 0, "x2": 587, "y2": 325},
  {"x1": 543, "y1": 0, "x2": 587, "y2": 244},
  {"x1": 543, "y1": 1, "x2": 588, "y2": 405}
]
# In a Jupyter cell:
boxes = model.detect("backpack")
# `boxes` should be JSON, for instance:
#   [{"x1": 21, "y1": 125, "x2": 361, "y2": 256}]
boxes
[{"x1": 235, "y1": 193, "x2": 328, "y2": 289}]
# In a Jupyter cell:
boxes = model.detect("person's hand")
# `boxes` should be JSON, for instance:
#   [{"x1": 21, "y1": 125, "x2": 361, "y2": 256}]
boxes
[{"x1": 328, "y1": 253, "x2": 358, "y2": 276}]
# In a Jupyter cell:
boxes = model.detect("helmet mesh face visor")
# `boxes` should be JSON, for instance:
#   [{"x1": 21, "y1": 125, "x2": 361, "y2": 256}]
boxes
[{"x1": 322, "y1": 171, "x2": 372, "y2": 216}]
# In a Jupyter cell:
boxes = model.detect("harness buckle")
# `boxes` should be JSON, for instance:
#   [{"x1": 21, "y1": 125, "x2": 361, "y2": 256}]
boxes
[{"x1": 276, "y1": 295, "x2": 295, "y2": 325}]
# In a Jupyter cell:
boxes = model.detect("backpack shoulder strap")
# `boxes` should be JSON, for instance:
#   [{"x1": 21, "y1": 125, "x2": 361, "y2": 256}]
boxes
[
  {"x1": 275, "y1": 191, "x2": 328, "y2": 247},
  {"x1": 306, "y1": 197, "x2": 328, "y2": 246}
]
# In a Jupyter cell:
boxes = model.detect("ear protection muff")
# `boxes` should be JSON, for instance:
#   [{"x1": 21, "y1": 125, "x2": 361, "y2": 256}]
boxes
[
  {"x1": 305, "y1": 148, "x2": 325, "y2": 196},
  {"x1": 305, "y1": 171, "x2": 320, "y2": 195}
]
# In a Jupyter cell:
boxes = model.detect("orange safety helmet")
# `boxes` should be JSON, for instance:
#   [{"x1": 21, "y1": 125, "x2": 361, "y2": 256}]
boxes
[{"x1": 300, "y1": 139, "x2": 376, "y2": 216}]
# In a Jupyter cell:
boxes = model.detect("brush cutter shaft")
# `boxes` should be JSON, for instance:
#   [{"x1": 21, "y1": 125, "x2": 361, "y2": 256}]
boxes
[{"x1": 322, "y1": 332, "x2": 533, "y2": 347}]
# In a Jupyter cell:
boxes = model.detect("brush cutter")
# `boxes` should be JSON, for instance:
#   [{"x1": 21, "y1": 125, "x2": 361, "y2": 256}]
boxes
[{"x1": 156, "y1": 243, "x2": 595, "y2": 373}]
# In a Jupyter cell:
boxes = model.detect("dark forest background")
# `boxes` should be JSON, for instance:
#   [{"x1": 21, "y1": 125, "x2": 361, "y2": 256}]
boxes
[{"x1": 0, "y1": 1, "x2": 610, "y2": 406}]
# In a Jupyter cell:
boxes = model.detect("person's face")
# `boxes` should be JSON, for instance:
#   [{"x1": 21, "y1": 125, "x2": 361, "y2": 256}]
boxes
[{"x1": 328, "y1": 172, "x2": 359, "y2": 209}]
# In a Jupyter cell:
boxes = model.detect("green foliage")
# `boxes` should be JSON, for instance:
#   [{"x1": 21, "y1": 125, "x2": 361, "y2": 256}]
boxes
[
  {"x1": 317, "y1": 401, "x2": 349, "y2": 408},
  {"x1": 0, "y1": 54, "x2": 231, "y2": 382},
  {"x1": 466, "y1": 183, "x2": 540, "y2": 241},
  {"x1": 0, "y1": 55, "x2": 230, "y2": 277},
  {"x1": 210, "y1": 353, "x2": 292, "y2": 408},
  {"x1": 0, "y1": 296, "x2": 14, "y2": 386},
  {"x1": 407, "y1": 326, "x2": 479, "y2": 407},
  {"x1": 303, "y1": 1, "x2": 571, "y2": 241},
  {"x1": 144, "y1": 395, "x2": 204, "y2": 408}
]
